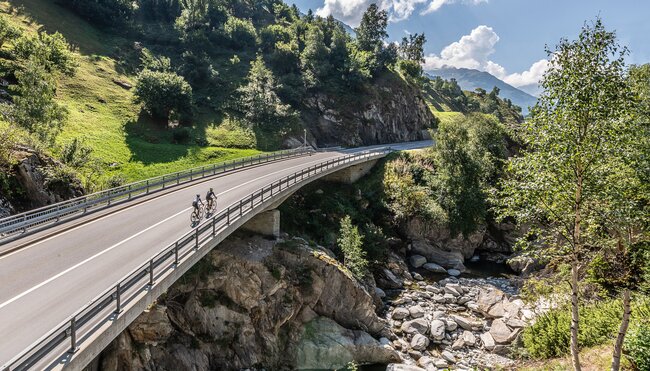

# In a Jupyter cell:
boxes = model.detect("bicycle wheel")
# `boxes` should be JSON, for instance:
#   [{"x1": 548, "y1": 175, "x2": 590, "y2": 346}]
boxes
[
  {"x1": 207, "y1": 200, "x2": 217, "y2": 215},
  {"x1": 190, "y1": 210, "x2": 200, "y2": 224}
]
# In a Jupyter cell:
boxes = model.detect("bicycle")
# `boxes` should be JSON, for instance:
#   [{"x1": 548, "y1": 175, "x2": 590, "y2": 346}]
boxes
[
  {"x1": 190, "y1": 204, "x2": 204, "y2": 225},
  {"x1": 205, "y1": 197, "x2": 217, "y2": 216}
]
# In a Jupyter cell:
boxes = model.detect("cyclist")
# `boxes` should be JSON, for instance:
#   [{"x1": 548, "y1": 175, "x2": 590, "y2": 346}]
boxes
[
  {"x1": 206, "y1": 187, "x2": 217, "y2": 210},
  {"x1": 192, "y1": 194, "x2": 203, "y2": 213}
]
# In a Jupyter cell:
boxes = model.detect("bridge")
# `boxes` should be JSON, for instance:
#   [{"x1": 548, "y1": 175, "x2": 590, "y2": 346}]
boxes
[{"x1": 0, "y1": 140, "x2": 430, "y2": 371}]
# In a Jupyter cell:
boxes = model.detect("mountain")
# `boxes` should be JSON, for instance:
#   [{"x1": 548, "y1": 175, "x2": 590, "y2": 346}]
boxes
[{"x1": 427, "y1": 67, "x2": 538, "y2": 115}]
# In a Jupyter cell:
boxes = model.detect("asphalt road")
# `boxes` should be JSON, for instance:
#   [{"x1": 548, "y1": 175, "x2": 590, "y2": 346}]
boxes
[{"x1": 0, "y1": 140, "x2": 431, "y2": 364}]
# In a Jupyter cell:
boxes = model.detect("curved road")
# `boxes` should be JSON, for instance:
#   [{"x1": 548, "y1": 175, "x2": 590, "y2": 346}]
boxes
[{"x1": 0, "y1": 140, "x2": 430, "y2": 364}]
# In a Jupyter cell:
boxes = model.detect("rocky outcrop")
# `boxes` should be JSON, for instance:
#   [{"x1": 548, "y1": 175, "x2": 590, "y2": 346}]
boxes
[
  {"x1": 403, "y1": 217, "x2": 485, "y2": 271},
  {"x1": 98, "y1": 235, "x2": 396, "y2": 370},
  {"x1": 1, "y1": 147, "x2": 84, "y2": 213},
  {"x1": 304, "y1": 73, "x2": 435, "y2": 147}
]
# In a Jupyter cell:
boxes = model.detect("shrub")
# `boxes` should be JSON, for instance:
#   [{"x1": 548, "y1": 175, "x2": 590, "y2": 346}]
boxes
[
  {"x1": 625, "y1": 322, "x2": 650, "y2": 371},
  {"x1": 60, "y1": 138, "x2": 93, "y2": 168},
  {"x1": 205, "y1": 119, "x2": 256, "y2": 149},
  {"x1": 522, "y1": 300, "x2": 623, "y2": 359},
  {"x1": 134, "y1": 69, "x2": 193, "y2": 124},
  {"x1": 171, "y1": 127, "x2": 191, "y2": 144},
  {"x1": 223, "y1": 17, "x2": 257, "y2": 50},
  {"x1": 397, "y1": 59, "x2": 423, "y2": 80}
]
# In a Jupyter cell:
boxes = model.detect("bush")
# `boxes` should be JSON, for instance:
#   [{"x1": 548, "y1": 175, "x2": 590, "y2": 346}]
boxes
[
  {"x1": 205, "y1": 119, "x2": 256, "y2": 149},
  {"x1": 625, "y1": 322, "x2": 650, "y2": 371},
  {"x1": 522, "y1": 300, "x2": 623, "y2": 359},
  {"x1": 397, "y1": 59, "x2": 423, "y2": 80},
  {"x1": 56, "y1": 0, "x2": 133, "y2": 28},
  {"x1": 60, "y1": 138, "x2": 93, "y2": 168},
  {"x1": 223, "y1": 17, "x2": 257, "y2": 50},
  {"x1": 134, "y1": 69, "x2": 193, "y2": 124},
  {"x1": 171, "y1": 127, "x2": 191, "y2": 144}
]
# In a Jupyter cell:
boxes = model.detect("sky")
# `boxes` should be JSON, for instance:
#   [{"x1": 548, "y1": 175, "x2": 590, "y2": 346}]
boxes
[{"x1": 290, "y1": 0, "x2": 650, "y2": 95}]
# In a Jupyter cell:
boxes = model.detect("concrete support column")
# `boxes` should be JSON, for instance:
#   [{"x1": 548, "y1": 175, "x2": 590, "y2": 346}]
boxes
[{"x1": 241, "y1": 209, "x2": 280, "y2": 239}]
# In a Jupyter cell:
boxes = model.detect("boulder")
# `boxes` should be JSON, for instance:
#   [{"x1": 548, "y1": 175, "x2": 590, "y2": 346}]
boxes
[
  {"x1": 128, "y1": 305, "x2": 173, "y2": 344},
  {"x1": 507, "y1": 255, "x2": 538, "y2": 275},
  {"x1": 412, "y1": 272, "x2": 424, "y2": 281},
  {"x1": 392, "y1": 308, "x2": 410, "y2": 320},
  {"x1": 433, "y1": 358, "x2": 449, "y2": 368},
  {"x1": 429, "y1": 319, "x2": 446, "y2": 341},
  {"x1": 375, "y1": 287, "x2": 386, "y2": 299},
  {"x1": 447, "y1": 269, "x2": 461, "y2": 277},
  {"x1": 444, "y1": 319, "x2": 458, "y2": 332},
  {"x1": 386, "y1": 365, "x2": 426, "y2": 371},
  {"x1": 379, "y1": 268, "x2": 404, "y2": 289},
  {"x1": 422, "y1": 263, "x2": 447, "y2": 273},
  {"x1": 451, "y1": 338, "x2": 465, "y2": 350},
  {"x1": 441, "y1": 350, "x2": 456, "y2": 363},
  {"x1": 296, "y1": 317, "x2": 399, "y2": 369},
  {"x1": 476, "y1": 288, "x2": 506, "y2": 316},
  {"x1": 507, "y1": 318, "x2": 526, "y2": 328},
  {"x1": 410, "y1": 334, "x2": 430, "y2": 351},
  {"x1": 462, "y1": 330, "x2": 477, "y2": 346},
  {"x1": 480, "y1": 332, "x2": 496, "y2": 351},
  {"x1": 408, "y1": 305, "x2": 425, "y2": 319},
  {"x1": 489, "y1": 319, "x2": 513, "y2": 344},
  {"x1": 411, "y1": 239, "x2": 467, "y2": 270},
  {"x1": 451, "y1": 315, "x2": 483, "y2": 331},
  {"x1": 401, "y1": 319, "x2": 429, "y2": 335},
  {"x1": 409, "y1": 255, "x2": 428, "y2": 268}
]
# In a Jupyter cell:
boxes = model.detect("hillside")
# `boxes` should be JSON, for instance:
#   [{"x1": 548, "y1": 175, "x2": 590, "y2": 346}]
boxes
[{"x1": 427, "y1": 67, "x2": 538, "y2": 115}]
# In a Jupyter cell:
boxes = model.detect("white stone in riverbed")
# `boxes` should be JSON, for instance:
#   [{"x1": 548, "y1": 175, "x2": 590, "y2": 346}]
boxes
[
  {"x1": 452, "y1": 337, "x2": 465, "y2": 350},
  {"x1": 392, "y1": 307, "x2": 410, "y2": 320},
  {"x1": 433, "y1": 310, "x2": 446, "y2": 319},
  {"x1": 434, "y1": 358, "x2": 448, "y2": 368},
  {"x1": 444, "y1": 286, "x2": 461, "y2": 296},
  {"x1": 448, "y1": 269, "x2": 461, "y2": 276},
  {"x1": 489, "y1": 318, "x2": 513, "y2": 344},
  {"x1": 480, "y1": 332, "x2": 496, "y2": 350},
  {"x1": 410, "y1": 333, "x2": 430, "y2": 351},
  {"x1": 430, "y1": 319, "x2": 446, "y2": 341},
  {"x1": 425, "y1": 285, "x2": 442, "y2": 293},
  {"x1": 401, "y1": 318, "x2": 429, "y2": 335},
  {"x1": 409, "y1": 255, "x2": 427, "y2": 268},
  {"x1": 409, "y1": 305, "x2": 425, "y2": 319},
  {"x1": 441, "y1": 350, "x2": 456, "y2": 363},
  {"x1": 422, "y1": 262, "x2": 447, "y2": 273},
  {"x1": 462, "y1": 330, "x2": 477, "y2": 346},
  {"x1": 412, "y1": 272, "x2": 424, "y2": 281},
  {"x1": 445, "y1": 319, "x2": 458, "y2": 331}
]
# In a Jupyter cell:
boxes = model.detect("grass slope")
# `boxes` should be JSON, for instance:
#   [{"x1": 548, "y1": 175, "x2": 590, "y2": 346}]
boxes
[{"x1": 2, "y1": 0, "x2": 260, "y2": 184}]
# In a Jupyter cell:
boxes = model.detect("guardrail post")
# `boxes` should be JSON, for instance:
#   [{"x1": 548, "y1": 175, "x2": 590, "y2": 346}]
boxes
[
  {"x1": 146, "y1": 180, "x2": 150, "y2": 193},
  {"x1": 177, "y1": 173, "x2": 180, "y2": 185},
  {"x1": 195, "y1": 228, "x2": 199, "y2": 248},
  {"x1": 239, "y1": 200, "x2": 243, "y2": 216},
  {"x1": 202, "y1": 167, "x2": 205, "y2": 178},
  {"x1": 227, "y1": 207, "x2": 231, "y2": 225},
  {"x1": 251, "y1": 196, "x2": 253, "y2": 209},
  {"x1": 149, "y1": 260, "x2": 155, "y2": 286},
  {"x1": 162, "y1": 175, "x2": 165, "y2": 189},
  {"x1": 212, "y1": 219, "x2": 215, "y2": 236},
  {"x1": 174, "y1": 242, "x2": 179, "y2": 266},
  {"x1": 115, "y1": 284, "x2": 122, "y2": 314},
  {"x1": 68, "y1": 317, "x2": 78, "y2": 353}
]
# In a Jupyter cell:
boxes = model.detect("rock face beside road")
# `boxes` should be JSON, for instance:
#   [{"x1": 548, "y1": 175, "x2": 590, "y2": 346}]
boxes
[{"x1": 98, "y1": 235, "x2": 397, "y2": 370}]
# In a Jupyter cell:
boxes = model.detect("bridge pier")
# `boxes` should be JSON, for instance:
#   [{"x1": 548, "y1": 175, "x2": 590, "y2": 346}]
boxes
[
  {"x1": 241, "y1": 209, "x2": 280, "y2": 239},
  {"x1": 322, "y1": 159, "x2": 378, "y2": 184}
]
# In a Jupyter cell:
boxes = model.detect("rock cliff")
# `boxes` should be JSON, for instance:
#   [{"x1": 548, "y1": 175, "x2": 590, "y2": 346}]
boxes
[
  {"x1": 0, "y1": 147, "x2": 84, "y2": 214},
  {"x1": 98, "y1": 235, "x2": 398, "y2": 370},
  {"x1": 303, "y1": 73, "x2": 436, "y2": 147}
]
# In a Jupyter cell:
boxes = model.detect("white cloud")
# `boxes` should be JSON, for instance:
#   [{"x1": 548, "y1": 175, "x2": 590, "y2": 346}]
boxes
[
  {"x1": 316, "y1": 0, "x2": 485, "y2": 27},
  {"x1": 424, "y1": 25, "x2": 548, "y2": 89},
  {"x1": 422, "y1": 0, "x2": 487, "y2": 15}
]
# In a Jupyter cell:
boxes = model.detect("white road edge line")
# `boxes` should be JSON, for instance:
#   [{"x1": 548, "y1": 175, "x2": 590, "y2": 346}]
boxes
[
  {"x1": 0, "y1": 152, "x2": 335, "y2": 261},
  {"x1": 0, "y1": 152, "x2": 341, "y2": 309},
  {"x1": 0, "y1": 207, "x2": 189, "y2": 310}
]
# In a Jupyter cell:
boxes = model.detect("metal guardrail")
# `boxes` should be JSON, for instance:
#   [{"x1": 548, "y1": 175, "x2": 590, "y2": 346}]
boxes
[
  {"x1": 0, "y1": 146, "x2": 313, "y2": 243},
  {"x1": 0, "y1": 147, "x2": 390, "y2": 371}
]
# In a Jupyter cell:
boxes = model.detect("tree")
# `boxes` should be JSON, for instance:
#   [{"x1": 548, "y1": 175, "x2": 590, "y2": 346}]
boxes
[
  {"x1": 58, "y1": 0, "x2": 134, "y2": 28},
  {"x1": 134, "y1": 69, "x2": 193, "y2": 124},
  {"x1": 399, "y1": 33, "x2": 426, "y2": 63},
  {"x1": 496, "y1": 19, "x2": 641, "y2": 371},
  {"x1": 435, "y1": 113, "x2": 506, "y2": 236},
  {"x1": 12, "y1": 32, "x2": 77, "y2": 75},
  {"x1": 300, "y1": 24, "x2": 330, "y2": 87},
  {"x1": 1, "y1": 60, "x2": 67, "y2": 144},
  {"x1": 238, "y1": 56, "x2": 298, "y2": 142},
  {"x1": 355, "y1": 4, "x2": 387, "y2": 52},
  {"x1": 337, "y1": 215, "x2": 368, "y2": 280}
]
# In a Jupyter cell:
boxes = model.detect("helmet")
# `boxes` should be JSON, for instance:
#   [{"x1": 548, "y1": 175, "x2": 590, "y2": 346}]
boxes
[
  {"x1": 210, "y1": 187, "x2": 213, "y2": 191},
  {"x1": 196, "y1": 194, "x2": 200, "y2": 197}
]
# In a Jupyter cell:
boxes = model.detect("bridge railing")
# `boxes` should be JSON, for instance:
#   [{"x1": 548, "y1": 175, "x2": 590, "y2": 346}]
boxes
[
  {"x1": 0, "y1": 146, "x2": 313, "y2": 242},
  {"x1": 0, "y1": 147, "x2": 390, "y2": 371}
]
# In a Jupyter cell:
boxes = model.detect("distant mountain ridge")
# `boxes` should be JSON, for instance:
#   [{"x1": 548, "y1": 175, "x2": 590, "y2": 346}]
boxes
[{"x1": 427, "y1": 67, "x2": 538, "y2": 115}]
